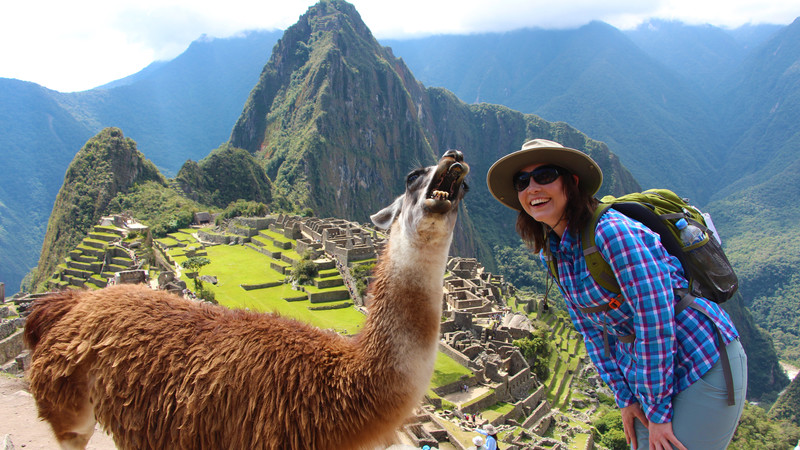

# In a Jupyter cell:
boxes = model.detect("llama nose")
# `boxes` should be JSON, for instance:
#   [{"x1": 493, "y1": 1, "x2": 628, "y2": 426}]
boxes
[{"x1": 442, "y1": 149, "x2": 463, "y2": 162}]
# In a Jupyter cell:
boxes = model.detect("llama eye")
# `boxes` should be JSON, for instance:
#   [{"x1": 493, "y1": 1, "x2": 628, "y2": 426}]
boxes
[{"x1": 406, "y1": 169, "x2": 424, "y2": 186}]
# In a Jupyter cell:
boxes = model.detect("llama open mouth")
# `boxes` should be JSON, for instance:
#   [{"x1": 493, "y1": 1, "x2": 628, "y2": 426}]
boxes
[{"x1": 425, "y1": 150, "x2": 469, "y2": 213}]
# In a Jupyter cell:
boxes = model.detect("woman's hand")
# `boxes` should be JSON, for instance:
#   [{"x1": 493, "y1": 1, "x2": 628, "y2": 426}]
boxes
[
  {"x1": 620, "y1": 402, "x2": 648, "y2": 448},
  {"x1": 648, "y1": 422, "x2": 687, "y2": 450}
]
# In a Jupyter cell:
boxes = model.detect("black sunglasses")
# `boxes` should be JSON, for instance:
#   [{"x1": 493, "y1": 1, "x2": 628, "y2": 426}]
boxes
[{"x1": 512, "y1": 165, "x2": 566, "y2": 192}]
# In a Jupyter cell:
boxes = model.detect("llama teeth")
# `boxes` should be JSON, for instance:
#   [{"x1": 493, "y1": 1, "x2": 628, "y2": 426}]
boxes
[{"x1": 432, "y1": 190, "x2": 450, "y2": 200}]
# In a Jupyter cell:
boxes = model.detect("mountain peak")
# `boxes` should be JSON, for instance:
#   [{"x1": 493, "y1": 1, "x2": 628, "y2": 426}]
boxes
[{"x1": 31, "y1": 128, "x2": 164, "y2": 291}]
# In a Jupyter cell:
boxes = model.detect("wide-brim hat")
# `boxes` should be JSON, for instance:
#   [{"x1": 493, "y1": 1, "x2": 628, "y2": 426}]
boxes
[
  {"x1": 483, "y1": 424, "x2": 498, "y2": 434},
  {"x1": 486, "y1": 139, "x2": 603, "y2": 211}
]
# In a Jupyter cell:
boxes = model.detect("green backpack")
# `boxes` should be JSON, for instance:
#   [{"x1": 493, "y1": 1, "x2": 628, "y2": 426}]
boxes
[{"x1": 546, "y1": 188, "x2": 739, "y2": 306}]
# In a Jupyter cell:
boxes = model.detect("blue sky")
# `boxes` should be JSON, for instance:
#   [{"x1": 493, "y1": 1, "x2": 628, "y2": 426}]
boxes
[{"x1": 2, "y1": 0, "x2": 799, "y2": 93}]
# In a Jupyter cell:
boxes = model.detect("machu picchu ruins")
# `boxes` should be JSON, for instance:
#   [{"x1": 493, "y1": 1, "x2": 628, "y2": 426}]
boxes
[{"x1": 2, "y1": 211, "x2": 600, "y2": 449}]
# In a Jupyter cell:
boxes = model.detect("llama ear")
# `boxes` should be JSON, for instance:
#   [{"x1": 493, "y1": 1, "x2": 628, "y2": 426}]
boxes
[{"x1": 370, "y1": 195, "x2": 404, "y2": 229}]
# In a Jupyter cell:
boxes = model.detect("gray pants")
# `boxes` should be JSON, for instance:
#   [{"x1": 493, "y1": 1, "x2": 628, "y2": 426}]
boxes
[{"x1": 633, "y1": 339, "x2": 748, "y2": 449}]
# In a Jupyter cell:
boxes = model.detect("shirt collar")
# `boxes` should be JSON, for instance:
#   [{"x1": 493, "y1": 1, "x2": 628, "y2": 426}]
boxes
[{"x1": 548, "y1": 222, "x2": 579, "y2": 255}]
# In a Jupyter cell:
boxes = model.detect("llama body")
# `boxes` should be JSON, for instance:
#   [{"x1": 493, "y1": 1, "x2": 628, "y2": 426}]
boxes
[{"x1": 24, "y1": 150, "x2": 469, "y2": 450}]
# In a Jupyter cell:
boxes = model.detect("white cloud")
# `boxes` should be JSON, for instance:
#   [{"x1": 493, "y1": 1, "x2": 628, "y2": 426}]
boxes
[{"x1": 1, "y1": 0, "x2": 799, "y2": 92}]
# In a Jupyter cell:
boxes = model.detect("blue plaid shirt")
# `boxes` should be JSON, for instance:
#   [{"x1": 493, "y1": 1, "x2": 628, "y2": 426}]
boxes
[{"x1": 541, "y1": 209, "x2": 738, "y2": 423}]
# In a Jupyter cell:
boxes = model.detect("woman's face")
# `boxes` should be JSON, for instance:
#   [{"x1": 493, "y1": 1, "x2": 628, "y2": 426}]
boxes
[{"x1": 516, "y1": 163, "x2": 572, "y2": 236}]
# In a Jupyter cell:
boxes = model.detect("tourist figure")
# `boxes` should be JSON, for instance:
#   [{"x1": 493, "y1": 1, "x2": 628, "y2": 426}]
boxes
[
  {"x1": 474, "y1": 423, "x2": 498, "y2": 450},
  {"x1": 471, "y1": 435, "x2": 484, "y2": 450},
  {"x1": 486, "y1": 139, "x2": 747, "y2": 449}
]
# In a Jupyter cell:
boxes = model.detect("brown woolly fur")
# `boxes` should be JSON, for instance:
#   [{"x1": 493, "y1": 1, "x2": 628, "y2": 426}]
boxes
[{"x1": 25, "y1": 151, "x2": 469, "y2": 450}]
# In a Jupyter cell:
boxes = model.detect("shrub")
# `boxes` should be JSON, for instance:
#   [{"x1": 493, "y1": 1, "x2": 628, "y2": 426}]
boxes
[
  {"x1": 197, "y1": 286, "x2": 217, "y2": 304},
  {"x1": 216, "y1": 199, "x2": 268, "y2": 224},
  {"x1": 600, "y1": 428, "x2": 627, "y2": 450}
]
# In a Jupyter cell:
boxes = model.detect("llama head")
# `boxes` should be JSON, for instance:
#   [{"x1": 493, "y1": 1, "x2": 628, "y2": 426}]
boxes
[{"x1": 371, "y1": 150, "x2": 469, "y2": 246}]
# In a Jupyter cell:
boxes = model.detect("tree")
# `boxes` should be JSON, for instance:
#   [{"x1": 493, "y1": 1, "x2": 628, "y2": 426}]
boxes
[
  {"x1": 730, "y1": 402, "x2": 800, "y2": 449},
  {"x1": 350, "y1": 262, "x2": 375, "y2": 297},
  {"x1": 592, "y1": 409, "x2": 627, "y2": 450},
  {"x1": 513, "y1": 326, "x2": 553, "y2": 381},
  {"x1": 291, "y1": 250, "x2": 318, "y2": 286},
  {"x1": 181, "y1": 256, "x2": 210, "y2": 289}
]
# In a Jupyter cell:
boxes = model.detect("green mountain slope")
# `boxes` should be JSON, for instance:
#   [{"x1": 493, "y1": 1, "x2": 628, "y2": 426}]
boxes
[
  {"x1": 0, "y1": 79, "x2": 95, "y2": 291},
  {"x1": 175, "y1": 144, "x2": 272, "y2": 208},
  {"x1": 623, "y1": 19, "x2": 748, "y2": 92},
  {"x1": 31, "y1": 128, "x2": 165, "y2": 291},
  {"x1": 770, "y1": 372, "x2": 800, "y2": 426},
  {"x1": 702, "y1": 18, "x2": 800, "y2": 371},
  {"x1": 228, "y1": 0, "x2": 640, "y2": 266},
  {"x1": 0, "y1": 31, "x2": 280, "y2": 294},
  {"x1": 384, "y1": 22, "x2": 723, "y2": 204}
]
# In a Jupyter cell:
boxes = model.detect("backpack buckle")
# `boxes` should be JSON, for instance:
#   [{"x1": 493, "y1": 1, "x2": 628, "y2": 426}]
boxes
[{"x1": 608, "y1": 295, "x2": 624, "y2": 309}]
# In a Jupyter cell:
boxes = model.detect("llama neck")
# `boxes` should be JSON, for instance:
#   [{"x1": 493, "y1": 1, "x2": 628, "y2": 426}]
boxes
[{"x1": 358, "y1": 229, "x2": 450, "y2": 378}]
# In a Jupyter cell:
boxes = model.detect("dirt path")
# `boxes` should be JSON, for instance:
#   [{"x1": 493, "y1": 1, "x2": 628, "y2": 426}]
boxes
[{"x1": 0, "y1": 375, "x2": 117, "y2": 449}]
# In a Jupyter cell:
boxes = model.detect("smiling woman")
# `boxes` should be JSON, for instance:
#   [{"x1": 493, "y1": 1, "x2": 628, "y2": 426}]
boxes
[{"x1": 486, "y1": 139, "x2": 747, "y2": 450}]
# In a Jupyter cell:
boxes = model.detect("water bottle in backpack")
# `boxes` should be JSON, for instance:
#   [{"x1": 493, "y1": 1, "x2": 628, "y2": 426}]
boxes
[{"x1": 675, "y1": 218, "x2": 738, "y2": 302}]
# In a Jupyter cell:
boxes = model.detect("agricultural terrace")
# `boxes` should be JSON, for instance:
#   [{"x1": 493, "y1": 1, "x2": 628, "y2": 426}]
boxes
[{"x1": 166, "y1": 226, "x2": 468, "y2": 389}]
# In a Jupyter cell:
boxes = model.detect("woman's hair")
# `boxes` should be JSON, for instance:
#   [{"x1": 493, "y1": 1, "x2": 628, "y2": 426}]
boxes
[{"x1": 516, "y1": 169, "x2": 598, "y2": 251}]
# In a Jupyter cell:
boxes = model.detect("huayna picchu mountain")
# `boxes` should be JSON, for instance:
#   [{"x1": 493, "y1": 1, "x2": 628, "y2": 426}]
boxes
[
  {"x1": 228, "y1": 0, "x2": 640, "y2": 264},
  {"x1": 31, "y1": 128, "x2": 165, "y2": 291}
]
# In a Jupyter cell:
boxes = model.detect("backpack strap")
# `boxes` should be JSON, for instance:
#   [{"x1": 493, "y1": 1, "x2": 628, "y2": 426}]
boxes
[
  {"x1": 581, "y1": 201, "x2": 695, "y2": 300},
  {"x1": 581, "y1": 203, "x2": 622, "y2": 295}
]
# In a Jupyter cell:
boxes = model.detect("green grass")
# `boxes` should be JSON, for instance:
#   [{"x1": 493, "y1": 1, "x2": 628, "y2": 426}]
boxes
[
  {"x1": 94, "y1": 225, "x2": 122, "y2": 234},
  {"x1": 156, "y1": 237, "x2": 181, "y2": 248},
  {"x1": 251, "y1": 235, "x2": 287, "y2": 254},
  {"x1": 183, "y1": 244, "x2": 365, "y2": 333},
  {"x1": 261, "y1": 229, "x2": 292, "y2": 246},
  {"x1": 281, "y1": 248, "x2": 302, "y2": 262},
  {"x1": 568, "y1": 433, "x2": 591, "y2": 450},
  {"x1": 83, "y1": 238, "x2": 108, "y2": 247},
  {"x1": 91, "y1": 231, "x2": 121, "y2": 239},
  {"x1": 483, "y1": 401, "x2": 516, "y2": 422},
  {"x1": 168, "y1": 232, "x2": 192, "y2": 242},
  {"x1": 318, "y1": 268, "x2": 340, "y2": 278},
  {"x1": 431, "y1": 352, "x2": 473, "y2": 387},
  {"x1": 487, "y1": 401, "x2": 515, "y2": 415},
  {"x1": 304, "y1": 283, "x2": 347, "y2": 295}
]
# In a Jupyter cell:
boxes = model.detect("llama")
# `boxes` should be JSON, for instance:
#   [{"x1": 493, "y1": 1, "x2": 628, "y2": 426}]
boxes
[{"x1": 24, "y1": 150, "x2": 469, "y2": 450}]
